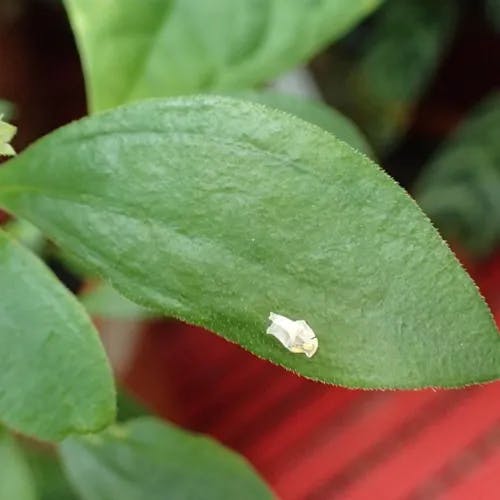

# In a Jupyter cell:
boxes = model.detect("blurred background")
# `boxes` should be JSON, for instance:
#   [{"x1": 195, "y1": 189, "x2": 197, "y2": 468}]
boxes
[{"x1": 1, "y1": 0, "x2": 499, "y2": 498}]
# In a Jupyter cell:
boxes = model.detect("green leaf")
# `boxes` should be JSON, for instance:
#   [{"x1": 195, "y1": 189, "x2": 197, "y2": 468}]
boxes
[
  {"x1": 64, "y1": 0, "x2": 382, "y2": 111},
  {"x1": 0, "y1": 96, "x2": 498, "y2": 388},
  {"x1": 4, "y1": 219, "x2": 45, "y2": 254},
  {"x1": 330, "y1": 0, "x2": 458, "y2": 151},
  {"x1": 115, "y1": 390, "x2": 148, "y2": 422},
  {"x1": 0, "y1": 229, "x2": 115, "y2": 440},
  {"x1": 0, "y1": 116, "x2": 16, "y2": 156},
  {"x1": 24, "y1": 446, "x2": 78, "y2": 500},
  {"x1": 0, "y1": 429, "x2": 37, "y2": 500},
  {"x1": 356, "y1": 0, "x2": 457, "y2": 103},
  {"x1": 0, "y1": 100, "x2": 14, "y2": 121},
  {"x1": 233, "y1": 90, "x2": 373, "y2": 156},
  {"x1": 487, "y1": 0, "x2": 500, "y2": 31},
  {"x1": 416, "y1": 92, "x2": 500, "y2": 257},
  {"x1": 60, "y1": 417, "x2": 273, "y2": 500},
  {"x1": 82, "y1": 282, "x2": 156, "y2": 320}
]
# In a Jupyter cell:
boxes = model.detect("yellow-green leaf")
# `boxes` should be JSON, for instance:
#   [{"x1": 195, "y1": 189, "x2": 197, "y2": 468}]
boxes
[{"x1": 0, "y1": 116, "x2": 16, "y2": 157}]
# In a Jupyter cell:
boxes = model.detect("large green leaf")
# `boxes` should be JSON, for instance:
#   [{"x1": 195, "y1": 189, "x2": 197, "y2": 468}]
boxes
[
  {"x1": 0, "y1": 229, "x2": 115, "y2": 440},
  {"x1": 64, "y1": 0, "x2": 382, "y2": 111},
  {"x1": 60, "y1": 417, "x2": 273, "y2": 500},
  {"x1": 416, "y1": 92, "x2": 500, "y2": 257},
  {"x1": 234, "y1": 90, "x2": 373, "y2": 156},
  {"x1": 0, "y1": 429, "x2": 37, "y2": 500},
  {"x1": 0, "y1": 96, "x2": 498, "y2": 388}
]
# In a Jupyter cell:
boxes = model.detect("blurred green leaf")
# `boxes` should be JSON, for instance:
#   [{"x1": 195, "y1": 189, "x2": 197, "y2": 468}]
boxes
[
  {"x1": 64, "y1": 0, "x2": 382, "y2": 111},
  {"x1": 24, "y1": 447, "x2": 78, "y2": 500},
  {"x1": 234, "y1": 90, "x2": 373, "y2": 156},
  {"x1": 20, "y1": 393, "x2": 146, "y2": 500},
  {"x1": 0, "y1": 100, "x2": 14, "y2": 121},
  {"x1": 82, "y1": 282, "x2": 156, "y2": 320},
  {"x1": 56, "y1": 247, "x2": 100, "y2": 278},
  {"x1": 487, "y1": 0, "x2": 500, "y2": 31},
  {"x1": 4, "y1": 219, "x2": 45, "y2": 254},
  {"x1": 331, "y1": 0, "x2": 458, "y2": 152},
  {"x1": 0, "y1": 229, "x2": 115, "y2": 441},
  {"x1": 60, "y1": 417, "x2": 273, "y2": 500},
  {"x1": 355, "y1": 0, "x2": 456, "y2": 102},
  {"x1": 416, "y1": 92, "x2": 500, "y2": 257},
  {"x1": 116, "y1": 390, "x2": 148, "y2": 422},
  {"x1": 0, "y1": 429, "x2": 37, "y2": 500},
  {"x1": 0, "y1": 96, "x2": 498, "y2": 388}
]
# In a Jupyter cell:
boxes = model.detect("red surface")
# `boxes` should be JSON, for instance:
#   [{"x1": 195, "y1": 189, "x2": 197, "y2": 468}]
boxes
[
  {"x1": 124, "y1": 249, "x2": 500, "y2": 499},
  {"x1": 443, "y1": 446, "x2": 500, "y2": 500}
]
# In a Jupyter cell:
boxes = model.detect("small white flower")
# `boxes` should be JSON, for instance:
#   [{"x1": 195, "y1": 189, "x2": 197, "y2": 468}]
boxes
[
  {"x1": 0, "y1": 115, "x2": 16, "y2": 157},
  {"x1": 266, "y1": 312, "x2": 318, "y2": 358}
]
